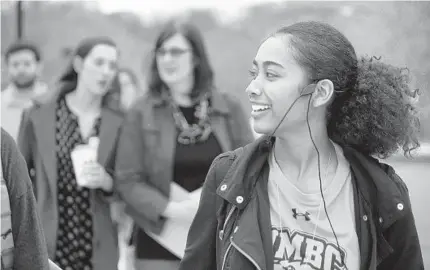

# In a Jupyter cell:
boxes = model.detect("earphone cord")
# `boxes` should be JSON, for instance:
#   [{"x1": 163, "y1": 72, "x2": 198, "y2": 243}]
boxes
[
  {"x1": 305, "y1": 95, "x2": 347, "y2": 268},
  {"x1": 267, "y1": 95, "x2": 305, "y2": 139}
]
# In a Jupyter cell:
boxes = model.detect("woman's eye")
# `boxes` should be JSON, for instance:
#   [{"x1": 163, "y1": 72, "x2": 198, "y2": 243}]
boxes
[
  {"x1": 248, "y1": 69, "x2": 257, "y2": 78},
  {"x1": 266, "y1": 72, "x2": 278, "y2": 78},
  {"x1": 94, "y1": 59, "x2": 105, "y2": 67}
]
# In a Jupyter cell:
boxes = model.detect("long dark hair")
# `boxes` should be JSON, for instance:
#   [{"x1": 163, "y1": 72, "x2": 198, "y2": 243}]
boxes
[
  {"x1": 110, "y1": 68, "x2": 140, "y2": 95},
  {"x1": 109, "y1": 68, "x2": 142, "y2": 111},
  {"x1": 147, "y1": 19, "x2": 214, "y2": 101},
  {"x1": 57, "y1": 36, "x2": 119, "y2": 109},
  {"x1": 274, "y1": 21, "x2": 420, "y2": 158}
]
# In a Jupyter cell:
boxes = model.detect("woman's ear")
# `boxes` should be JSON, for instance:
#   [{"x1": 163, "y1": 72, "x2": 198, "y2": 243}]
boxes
[
  {"x1": 72, "y1": 56, "x2": 83, "y2": 75},
  {"x1": 312, "y1": 79, "x2": 334, "y2": 107}
]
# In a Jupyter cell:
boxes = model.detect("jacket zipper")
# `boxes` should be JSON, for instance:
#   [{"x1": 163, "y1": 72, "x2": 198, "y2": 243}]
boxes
[
  {"x1": 230, "y1": 237, "x2": 262, "y2": 270},
  {"x1": 219, "y1": 205, "x2": 236, "y2": 240},
  {"x1": 221, "y1": 242, "x2": 233, "y2": 270}
]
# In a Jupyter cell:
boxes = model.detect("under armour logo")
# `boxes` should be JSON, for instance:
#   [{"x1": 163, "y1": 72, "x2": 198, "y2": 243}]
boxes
[{"x1": 292, "y1": 208, "x2": 311, "y2": 221}]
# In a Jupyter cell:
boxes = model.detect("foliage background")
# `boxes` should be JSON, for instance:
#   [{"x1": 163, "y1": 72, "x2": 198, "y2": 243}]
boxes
[{"x1": 1, "y1": 1, "x2": 429, "y2": 141}]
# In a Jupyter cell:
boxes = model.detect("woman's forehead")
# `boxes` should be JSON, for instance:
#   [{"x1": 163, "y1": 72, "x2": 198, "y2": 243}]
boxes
[
  {"x1": 87, "y1": 44, "x2": 117, "y2": 59},
  {"x1": 161, "y1": 33, "x2": 190, "y2": 48},
  {"x1": 254, "y1": 36, "x2": 296, "y2": 67}
]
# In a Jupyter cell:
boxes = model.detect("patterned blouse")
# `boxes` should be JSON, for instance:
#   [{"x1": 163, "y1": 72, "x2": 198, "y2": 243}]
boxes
[{"x1": 54, "y1": 98, "x2": 101, "y2": 270}]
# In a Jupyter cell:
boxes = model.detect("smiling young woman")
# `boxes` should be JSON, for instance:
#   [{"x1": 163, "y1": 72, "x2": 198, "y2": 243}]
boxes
[{"x1": 179, "y1": 21, "x2": 423, "y2": 270}]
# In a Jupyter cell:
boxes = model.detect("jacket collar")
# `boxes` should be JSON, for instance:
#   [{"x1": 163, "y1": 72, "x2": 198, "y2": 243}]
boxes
[
  {"x1": 217, "y1": 136, "x2": 408, "y2": 228},
  {"x1": 216, "y1": 136, "x2": 272, "y2": 209},
  {"x1": 150, "y1": 89, "x2": 230, "y2": 115},
  {"x1": 343, "y1": 147, "x2": 408, "y2": 229}
]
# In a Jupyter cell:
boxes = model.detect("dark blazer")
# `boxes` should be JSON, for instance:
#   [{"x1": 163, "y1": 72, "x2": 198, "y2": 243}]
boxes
[
  {"x1": 115, "y1": 90, "x2": 254, "y2": 235},
  {"x1": 179, "y1": 136, "x2": 424, "y2": 270},
  {"x1": 17, "y1": 97, "x2": 123, "y2": 270}
]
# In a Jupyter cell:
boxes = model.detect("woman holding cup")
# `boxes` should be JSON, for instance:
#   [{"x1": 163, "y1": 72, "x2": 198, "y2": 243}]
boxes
[{"x1": 18, "y1": 37, "x2": 123, "y2": 270}]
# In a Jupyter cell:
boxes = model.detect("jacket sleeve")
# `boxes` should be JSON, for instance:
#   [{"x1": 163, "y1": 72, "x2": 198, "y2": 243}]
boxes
[
  {"x1": 114, "y1": 107, "x2": 169, "y2": 223},
  {"x1": 179, "y1": 154, "x2": 225, "y2": 270},
  {"x1": 96, "y1": 127, "x2": 121, "y2": 203},
  {"x1": 17, "y1": 108, "x2": 37, "y2": 196},
  {"x1": 378, "y1": 165, "x2": 424, "y2": 270},
  {"x1": 1, "y1": 129, "x2": 50, "y2": 270},
  {"x1": 224, "y1": 94, "x2": 254, "y2": 148}
]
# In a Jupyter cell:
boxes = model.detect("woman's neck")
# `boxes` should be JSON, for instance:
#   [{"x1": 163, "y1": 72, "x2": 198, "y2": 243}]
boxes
[
  {"x1": 274, "y1": 119, "x2": 337, "y2": 190},
  {"x1": 167, "y1": 76, "x2": 194, "y2": 107},
  {"x1": 65, "y1": 85, "x2": 102, "y2": 116}
]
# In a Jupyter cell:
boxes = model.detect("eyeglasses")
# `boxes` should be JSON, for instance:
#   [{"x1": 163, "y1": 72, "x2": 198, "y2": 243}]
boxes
[{"x1": 156, "y1": 47, "x2": 191, "y2": 58}]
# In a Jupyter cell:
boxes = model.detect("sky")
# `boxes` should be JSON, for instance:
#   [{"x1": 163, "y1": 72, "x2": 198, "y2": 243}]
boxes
[
  {"x1": 2, "y1": 0, "x2": 354, "y2": 23},
  {"x1": 94, "y1": 0, "x2": 287, "y2": 23}
]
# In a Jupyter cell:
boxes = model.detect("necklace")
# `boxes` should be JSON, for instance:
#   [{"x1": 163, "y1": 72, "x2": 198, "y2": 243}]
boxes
[{"x1": 167, "y1": 93, "x2": 212, "y2": 145}]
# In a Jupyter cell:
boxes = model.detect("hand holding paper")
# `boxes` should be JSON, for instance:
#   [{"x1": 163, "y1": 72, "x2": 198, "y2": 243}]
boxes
[
  {"x1": 188, "y1": 188, "x2": 202, "y2": 203},
  {"x1": 163, "y1": 197, "x2": 199, "y2": 223},
  {"x1": 147, "y1": 183, "x2": 203, "y2": 258}
]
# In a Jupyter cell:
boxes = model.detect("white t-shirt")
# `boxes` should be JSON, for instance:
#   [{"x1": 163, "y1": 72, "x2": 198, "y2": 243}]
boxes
[
  {"x1": 1, "y1": 83, "x2": 48, "y2": 141},
  {"x1": 268, "y1": 143, "x2": 359, "y2": 270}
]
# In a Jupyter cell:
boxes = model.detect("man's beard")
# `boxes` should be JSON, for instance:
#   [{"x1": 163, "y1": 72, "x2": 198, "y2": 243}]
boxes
[{"x1": 12, "y1": 77, "x2": 37, "y2": 90}]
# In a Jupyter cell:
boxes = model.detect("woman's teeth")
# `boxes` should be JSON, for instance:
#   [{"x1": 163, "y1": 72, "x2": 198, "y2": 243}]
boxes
[{"x1": 252, "y1": 105, "x2": 271, "y2": 112}]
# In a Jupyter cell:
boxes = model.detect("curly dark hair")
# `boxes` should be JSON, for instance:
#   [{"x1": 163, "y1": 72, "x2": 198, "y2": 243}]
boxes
[{"x1": 275, "y1": 21, "x2": 420, "y2": 158}]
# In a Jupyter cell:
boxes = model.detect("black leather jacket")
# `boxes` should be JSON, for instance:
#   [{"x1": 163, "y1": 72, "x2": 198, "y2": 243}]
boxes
[{"x1": 179, "y1": 136, "x2": 424, "y2": 270}]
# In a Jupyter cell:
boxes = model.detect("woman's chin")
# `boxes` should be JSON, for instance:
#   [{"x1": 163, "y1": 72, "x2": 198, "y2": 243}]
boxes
[
  {"x1": 252, "y1": 122, "x2": 272, "y2": 136},
  {"x1": 89, "y1": 86, "x2": 109, "y2": 97}
]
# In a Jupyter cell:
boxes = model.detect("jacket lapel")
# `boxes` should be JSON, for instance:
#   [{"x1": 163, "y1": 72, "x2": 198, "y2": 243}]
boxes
[
  {"x1": 210, "y1": 91, "x2": 232, "y2": 152},
  {"x1": 97, "y1": 109, "x2": 123, "y2": 168},
  {"x1": 343, "y1": 148, "x2": 402, "y2": 265},
  {"x1": 257, "y1": 165, "x2": 275, "y2": 270},
  {"x1": 216, "y1": 137, "x2": 273, "y2": 270},
  {"x1": 210, "y1": 114, "x2": 232, "y2": 152},
  {"x1": 231, "y1": 164, "x2": 272, "y2": 270},
  {"x1": 343, "y1": 147, "x2": 407, "y2": 228},
  {"x1": 216, "y1": 136, "x2": 272, "y2": 208},
  {"x1": 32, "y1": 101, "x2": 57, "y2": 195},
  {"x1": 151, "y1": 103, "x2": 177, "y2": 193}
]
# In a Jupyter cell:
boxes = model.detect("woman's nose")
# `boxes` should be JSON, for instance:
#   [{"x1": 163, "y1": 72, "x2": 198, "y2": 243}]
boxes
[
  {"x1": 101, "y1": 64, "x2": 114, "y2": 76},
  {"x1": 246, "y1": 81, "x2": 263, "y2": 97}
]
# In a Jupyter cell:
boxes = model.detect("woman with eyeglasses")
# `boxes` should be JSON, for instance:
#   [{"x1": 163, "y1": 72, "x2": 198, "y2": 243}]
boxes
[{"x1": 114, "y1": 19, "x2": 254, "y2": 270}]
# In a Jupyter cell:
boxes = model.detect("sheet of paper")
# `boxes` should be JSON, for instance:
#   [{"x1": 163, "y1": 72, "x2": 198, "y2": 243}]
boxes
[{"x1": 145, "y1": 182, "x2": 202, "y2": 258}]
